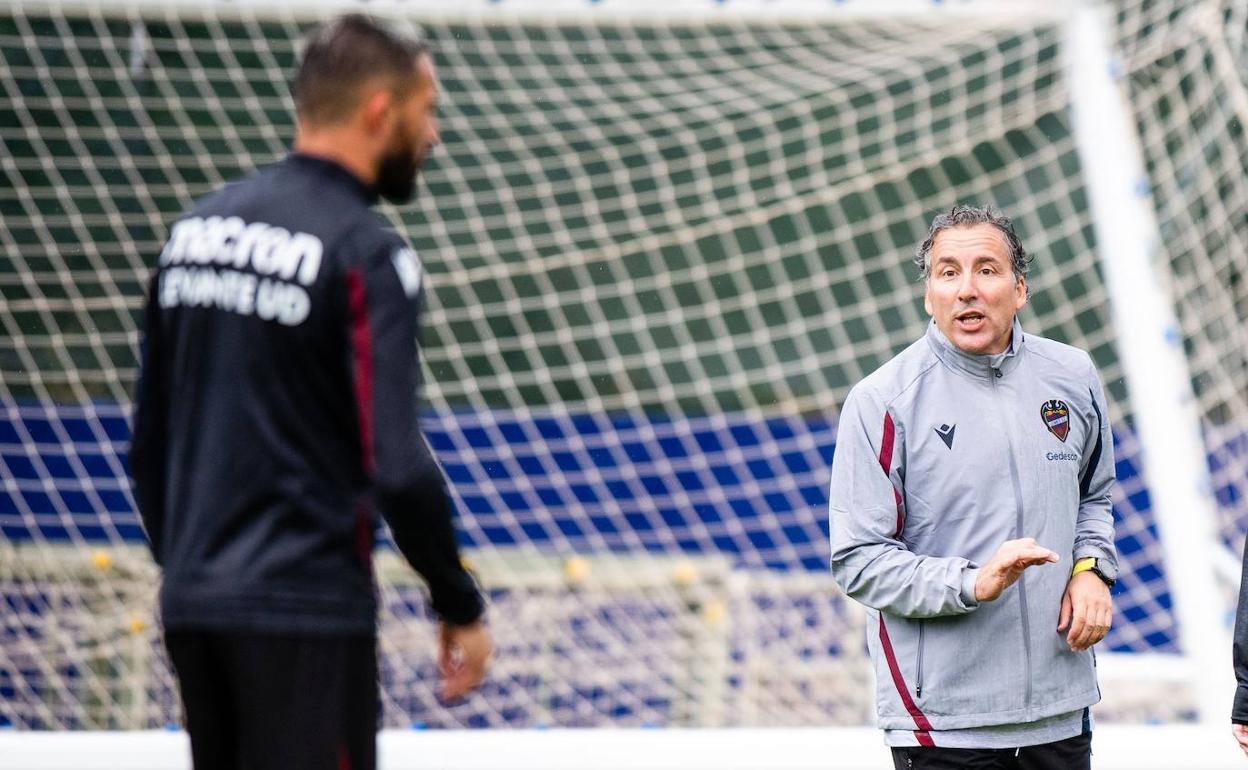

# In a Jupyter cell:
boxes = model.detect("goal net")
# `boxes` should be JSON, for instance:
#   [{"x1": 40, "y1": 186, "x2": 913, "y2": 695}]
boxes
[{"x1": 1, "y1": 0, "x2": 1244, "y2": 731}]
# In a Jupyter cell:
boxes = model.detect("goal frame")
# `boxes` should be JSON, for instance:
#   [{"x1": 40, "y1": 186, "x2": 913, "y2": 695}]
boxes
[{"x1": 2, "y1": 0, "x2": 1233, "y2": 728}]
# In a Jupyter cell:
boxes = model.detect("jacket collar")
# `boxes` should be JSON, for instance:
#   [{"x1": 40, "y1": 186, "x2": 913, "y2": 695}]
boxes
[
  {"x1": 286, "y1": 153, "x2": 378, "y2": 204},
  {"x1": 924, "y1": 316, "x2": 1025, "y2": 380}
]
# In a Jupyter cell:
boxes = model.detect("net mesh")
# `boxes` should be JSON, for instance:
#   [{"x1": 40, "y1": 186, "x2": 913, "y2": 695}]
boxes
[
  {"x1": 1, "y1": 0, "x2": 1243, "y2": 730},
  {"x1": 1112, "y1": 0, "x2": 1248, "y2": 549}
]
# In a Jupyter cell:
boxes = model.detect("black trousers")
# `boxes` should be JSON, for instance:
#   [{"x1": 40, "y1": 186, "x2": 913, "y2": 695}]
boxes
[
  {"x1": 891, "y1": 730, "x2": 1092, "y2": 770},
  {"x1": 165, "y1": 630, "x2": 378, "y2": 770}
]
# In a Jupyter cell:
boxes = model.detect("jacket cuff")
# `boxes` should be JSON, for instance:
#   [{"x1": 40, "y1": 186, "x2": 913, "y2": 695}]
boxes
[
  {"x1": 960, "y1": 567, "x2": 980, "y2": 608},
  {"x1": 1233, "y1": 685, "x2": 1248, "y2": 724},
  {"x1": 431, "y1": 573, "x2": 487, "y2": 626},
  {"x1": 1073, "y1": 544, "x2": 1115, "y2": 569}
]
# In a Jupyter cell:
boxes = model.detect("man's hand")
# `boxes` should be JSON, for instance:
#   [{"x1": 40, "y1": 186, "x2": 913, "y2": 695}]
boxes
[
  {"x1": 975, "y1": 538, "x2": 1059, "y2": 602},
  {"x1": 438, "y1": 619, "x2": 491, "y2": 700},
  {"x1": 1057, "y1": 570, "x2": 1112, "y2": 652},
  {"x1": 1232, "y1": 724, "x2": 1248, "y2": 757}
]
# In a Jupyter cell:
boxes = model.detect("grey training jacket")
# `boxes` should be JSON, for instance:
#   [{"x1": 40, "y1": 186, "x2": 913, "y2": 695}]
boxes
[{"x1": 829, "y1": 319, "x2": 1117, "y2": 734}]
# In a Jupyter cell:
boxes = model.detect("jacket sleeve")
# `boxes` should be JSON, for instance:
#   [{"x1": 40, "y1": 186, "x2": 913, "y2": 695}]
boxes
[
  {"x1": 128, "y1": 272, "x2": 166, "y2": 567},
  {"x1": 828, "y1": 384, "x2": 980, "y2": 618},
  {"x1": 350, "y1": 239, "x2": 484, "y2": 626},
  {"x1": 1073, "y1": 356, "x2": 1117, "y2": 570},
  {"x1": 1233, "y1": 546, "x2": 1248, "y2": 723}
]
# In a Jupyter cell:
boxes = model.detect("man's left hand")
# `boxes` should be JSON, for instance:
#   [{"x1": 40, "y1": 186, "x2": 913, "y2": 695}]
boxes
[
  {"x1": 1057, "y1": 570, "x2": 1112, "y2": 652},
  {"x1": 1232, "y1": 724, "x2": 1248, "y2": 757},
  {"x1": 438, "y1": 620, "x2": 492, "y2": 700}
]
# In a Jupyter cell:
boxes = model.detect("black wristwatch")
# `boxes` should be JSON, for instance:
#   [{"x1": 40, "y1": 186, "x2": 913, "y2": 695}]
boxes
[{"x1": 1088, "y1": 558, "x2": 1117, "y2": 588}]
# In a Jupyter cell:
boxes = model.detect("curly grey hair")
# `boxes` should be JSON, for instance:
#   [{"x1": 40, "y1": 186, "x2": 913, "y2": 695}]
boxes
[{"x1": 914, "y1": 205, "x2": 1031, "y2": 284}]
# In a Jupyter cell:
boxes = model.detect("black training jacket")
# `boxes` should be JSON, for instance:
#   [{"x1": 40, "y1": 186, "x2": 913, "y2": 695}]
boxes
[
  {"x1": 1235, "y1": 547, "x2": 1248, "y2": 723},
  {"x1": 130, "y1": 153, "x2": 483, "y2": 635}
]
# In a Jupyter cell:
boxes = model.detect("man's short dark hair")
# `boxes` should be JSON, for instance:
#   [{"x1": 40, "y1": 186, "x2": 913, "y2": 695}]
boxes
[
  {"x1": 294, "y1": 14, "x2": 429, "y2": 127},
  {"x1": 914, "y1": 204, "x2": 1031, "y2": 284}
]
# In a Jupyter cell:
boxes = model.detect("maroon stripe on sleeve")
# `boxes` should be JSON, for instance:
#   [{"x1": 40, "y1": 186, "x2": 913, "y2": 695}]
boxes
[
  {"x1": 877, "y1": 615, "x2": 935, "y2": 747},
  {"x1": 877, "y1": 411, "x2": 895, "y2": 475},
  {"x1": 877, "y1": 411, "x2": 905, "y2": 538},
  {"x1": 345, "y1": 268, "x2": 375, "y2": 476}
]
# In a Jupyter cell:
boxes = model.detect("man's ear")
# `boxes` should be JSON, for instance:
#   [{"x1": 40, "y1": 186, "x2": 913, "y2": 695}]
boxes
[{"x1": 359, "y1": 88, "x2": 395, "y2": 137}]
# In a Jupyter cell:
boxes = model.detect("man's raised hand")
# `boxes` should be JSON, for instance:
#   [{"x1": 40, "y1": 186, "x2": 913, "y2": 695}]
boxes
[{"x1": 975, "y1": 538, "x2": 1059, "y2": 602}]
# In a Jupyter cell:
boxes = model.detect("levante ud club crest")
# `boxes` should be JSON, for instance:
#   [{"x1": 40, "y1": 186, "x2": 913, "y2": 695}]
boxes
[{"x1": 1041, "y1": 399, "x2": 1070, "y2": 442}]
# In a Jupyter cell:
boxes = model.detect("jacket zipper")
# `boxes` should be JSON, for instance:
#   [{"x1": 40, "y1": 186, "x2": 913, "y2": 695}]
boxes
[
  {"x1": 993, "y1": 365, "x2": 1033, "y2": 710},
  {"x1": 915, "y1": 619, "x2": 926, "y2": 698}
]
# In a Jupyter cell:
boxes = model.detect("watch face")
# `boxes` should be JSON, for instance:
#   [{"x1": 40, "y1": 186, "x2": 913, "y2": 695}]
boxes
[{"x1": 1090, "y1": 559, "x2": 1117, "y2": 587}]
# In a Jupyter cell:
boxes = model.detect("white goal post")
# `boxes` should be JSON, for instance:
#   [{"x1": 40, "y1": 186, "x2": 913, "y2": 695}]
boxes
[{"x1": 1064, "y1": 1, "x2": 1231, "y2": 723}]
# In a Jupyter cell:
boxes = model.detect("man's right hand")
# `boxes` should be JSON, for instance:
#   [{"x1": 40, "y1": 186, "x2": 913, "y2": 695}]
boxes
[
  {"x1": 974, "y1": 538, "x2": 1059, "y2": 602},
  {"x1": 438, "y1": 619, "x2": 492, "y2": 700}
]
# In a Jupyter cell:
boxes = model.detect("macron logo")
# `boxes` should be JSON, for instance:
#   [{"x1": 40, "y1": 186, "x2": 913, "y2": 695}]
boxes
[
  {"x1": 391, "y1": 247, "x2": 423, "y2": 298},
  {"x1": 934, "y1": 423, "x2": 956, "y2": 449}
]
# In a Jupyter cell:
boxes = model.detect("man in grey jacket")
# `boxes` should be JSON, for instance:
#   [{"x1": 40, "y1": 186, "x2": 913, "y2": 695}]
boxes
[{"x1": 829, "y1": 205, "x2": 1118, "y2": 769}]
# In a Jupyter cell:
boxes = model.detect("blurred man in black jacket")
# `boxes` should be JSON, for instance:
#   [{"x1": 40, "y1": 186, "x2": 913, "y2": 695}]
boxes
[
  {"x1": 130, "y1": 15, "x2": 490, "y2": 769},
  {"x1": 1234, "y1": 550, "x2": 1248, "y2": 756}
]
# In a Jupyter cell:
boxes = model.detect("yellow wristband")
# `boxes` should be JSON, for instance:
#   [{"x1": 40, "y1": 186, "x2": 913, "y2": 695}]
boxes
[{"x1": 1071, "y1": 557, "x2": 1096, "y2": 577}]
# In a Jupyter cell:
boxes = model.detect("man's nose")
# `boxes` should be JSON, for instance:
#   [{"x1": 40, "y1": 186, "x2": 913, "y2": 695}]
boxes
[{"x1": 956, "y1": 272, "x2": 978, "y2": 301}]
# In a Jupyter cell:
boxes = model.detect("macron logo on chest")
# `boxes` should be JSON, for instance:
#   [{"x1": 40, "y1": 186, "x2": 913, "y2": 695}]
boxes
[{"x1": 933, "y1": 423, "x2": 956, "y2": 449}]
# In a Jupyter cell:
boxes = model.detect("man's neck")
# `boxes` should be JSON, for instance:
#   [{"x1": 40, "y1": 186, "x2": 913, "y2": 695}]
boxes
[{"x1": 292, "y1": 131, "x2": 376, "y2": 189}]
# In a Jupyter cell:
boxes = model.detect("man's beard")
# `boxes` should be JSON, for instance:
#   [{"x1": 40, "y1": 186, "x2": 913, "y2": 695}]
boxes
[{"x1": 375, "y1": 142, "x2": 423, "y2": 204}]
